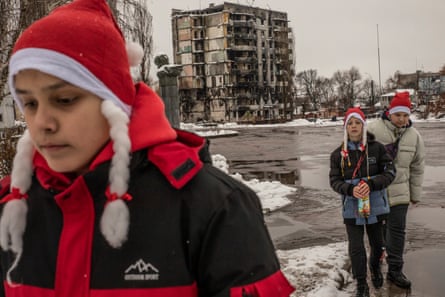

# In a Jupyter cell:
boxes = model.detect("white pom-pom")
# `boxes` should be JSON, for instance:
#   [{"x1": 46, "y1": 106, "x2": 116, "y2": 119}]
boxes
[
  {"x1": 100, "y1": 200, "x2": 129, "y2": 248},
  {"x1": 0, "y1": 199, "x2": 28, "y2": 253},
  {"x1": 126, "y1": 41, "x2": 144, "y2": 67}
]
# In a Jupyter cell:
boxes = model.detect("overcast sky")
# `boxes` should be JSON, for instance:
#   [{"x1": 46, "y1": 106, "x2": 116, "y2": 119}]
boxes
[{"x1": 148, "y1": 0, "x2": 445, "y2": 83}]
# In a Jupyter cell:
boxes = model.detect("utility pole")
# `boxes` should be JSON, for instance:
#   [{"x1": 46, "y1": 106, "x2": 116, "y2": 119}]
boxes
[{"x1": 376, "y1": 24, "x2": 383, "y2": 100}]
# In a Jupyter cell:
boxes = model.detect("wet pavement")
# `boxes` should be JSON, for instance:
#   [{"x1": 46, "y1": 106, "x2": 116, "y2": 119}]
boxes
[{"x1": 209, "y1": 121, "x2": 445, "y2": 297}]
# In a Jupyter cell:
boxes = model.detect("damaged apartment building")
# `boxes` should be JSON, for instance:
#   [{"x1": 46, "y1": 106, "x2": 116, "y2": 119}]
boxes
[{"x1": 171, "y1": 2, "x2": 295, "y2": 123}]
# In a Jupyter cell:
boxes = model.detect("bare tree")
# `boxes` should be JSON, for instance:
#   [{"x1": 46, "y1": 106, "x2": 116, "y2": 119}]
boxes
[
  {"x1": 114, "y1": 0, "x2": 153, "y2": 83},
  {"x1": 384, "y1": 71, "x2": 400, "y2": 91},
  {"x1": 359, "y1": 78, "x2": 375, "y2": 105},
  {"x1": 296, "y1": 69, "x2": 323, "y2": 111},
  {"x1": 0, "y1": 126, "x2": 26, "y2": 178},
  {"x1": 332, "y1": 67, "x2": 362, "y2": 110},
  {"x1": 318, "y1": 77, "x2": 335, "y2": 111},
  {"x1": 1, "y1": 0, "x2": 153, "y2": 103},
  {"x1": 1, "y1": 0, "x2": 67, "y2": 99}
]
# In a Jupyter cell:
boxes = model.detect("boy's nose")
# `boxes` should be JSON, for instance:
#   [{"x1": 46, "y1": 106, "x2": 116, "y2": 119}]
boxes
[{"x1": 33, "y1": 107, "x2": 58, "y2": 133}]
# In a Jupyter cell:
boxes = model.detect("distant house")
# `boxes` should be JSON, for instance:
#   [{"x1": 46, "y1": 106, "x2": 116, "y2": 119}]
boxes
[
  {"x1": 417, "y1": 73, "x2": 445, "y2": 102},
  {"x1": 396, "y1": 73, "x2": 418, "y2": 89},
  {"x1": 394, "y1": 71, "x2": 444, "y2": 104}
]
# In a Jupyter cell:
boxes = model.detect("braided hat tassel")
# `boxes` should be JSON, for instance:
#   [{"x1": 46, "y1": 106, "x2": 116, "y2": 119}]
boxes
[
  {"x1": 0, "y1": 130, "x2": 34, "y2": 284},
  {"x1": 99, "y1": 100, "x2": 132, "y2": 248}
]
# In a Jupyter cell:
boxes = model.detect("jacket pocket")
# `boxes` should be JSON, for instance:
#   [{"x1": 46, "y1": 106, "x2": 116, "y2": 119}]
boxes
[
  {"x1": 369, "y1": 189, "x2": 389, "y2": 215},
  {"x1": 397, "y1": 145, "x2": 415, "y2": 166}
]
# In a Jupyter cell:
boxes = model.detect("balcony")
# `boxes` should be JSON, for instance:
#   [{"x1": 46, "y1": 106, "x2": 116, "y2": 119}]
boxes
[{"x1": 229, "y1": 45, "x2": 257, "y2": 51}]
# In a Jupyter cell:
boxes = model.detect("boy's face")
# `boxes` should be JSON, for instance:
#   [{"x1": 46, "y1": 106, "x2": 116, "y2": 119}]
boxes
[
  {"x1": 389, "y1": 112, "x2": 410, "y2": 128},
  {"x1": 14, "y1": 69, "x2": 110, "y2": 175}
]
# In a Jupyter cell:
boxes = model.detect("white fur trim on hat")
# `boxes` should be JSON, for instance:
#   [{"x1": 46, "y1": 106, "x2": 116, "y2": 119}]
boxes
[
  {"x1": 8, "y1": 48, "x2": 132, "y2": 116},
  {"x1": 389, "y1": 105, "x2": 411, "y2": 115}
]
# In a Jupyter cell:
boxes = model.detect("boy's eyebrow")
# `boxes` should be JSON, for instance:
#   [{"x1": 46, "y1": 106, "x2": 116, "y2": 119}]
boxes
[{"x1": 15, "y1": 81, "x2": 69, "y2": 94}]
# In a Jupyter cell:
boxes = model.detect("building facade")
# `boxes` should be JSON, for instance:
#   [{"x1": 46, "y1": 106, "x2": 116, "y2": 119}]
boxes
[{"x1": 171, "y1": 2, "x2": 295, "y2": 123}]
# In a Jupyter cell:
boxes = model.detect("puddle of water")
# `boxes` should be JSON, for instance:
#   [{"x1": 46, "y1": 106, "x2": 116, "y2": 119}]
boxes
[
  {"x1": 405, "y1": 249, "x2": 445, "y2": 297},
  {"x1": 237, "y1": 161, "x2": 445, "y2": 194},
  {"x1": 408, "y1": 207, "x2": 445, "y2": 232},
  {"x1": 265, "y1": 213, "x2": 310, "y2": 240},
  {"x1": 397, "y1": 207, "x2": 445, "y2": 297},
  {"x1": 249, "y1": 170, "x2": 300, "y2": 185}
]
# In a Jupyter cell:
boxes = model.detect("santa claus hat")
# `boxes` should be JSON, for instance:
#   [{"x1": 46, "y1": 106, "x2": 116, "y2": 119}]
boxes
[
  {"x1": 389, "y1": 91, "x2": 411, "y2": 115},
  {"x1": 3, "y1": 0, "x2": 144, "y2": 268},
  {"x1": 341, "y1": 107, "x2": 367, "y2": 158}
]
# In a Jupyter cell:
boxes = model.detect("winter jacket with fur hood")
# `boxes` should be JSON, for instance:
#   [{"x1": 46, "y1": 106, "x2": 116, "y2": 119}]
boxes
[
  {"x1": 0, "y1": 83, "x2": 294, "y2": 297},
  {"x1": 367, "y1": 114, "x2": 425, "y2": 206},
  {"x1": 330, "y1": 133, "x2": 396, "y2": 225}
]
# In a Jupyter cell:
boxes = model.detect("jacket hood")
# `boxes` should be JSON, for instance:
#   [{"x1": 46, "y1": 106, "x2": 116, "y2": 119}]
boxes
[{"x1": 90, "y1": 83, "x2": 177, "y2": 169}]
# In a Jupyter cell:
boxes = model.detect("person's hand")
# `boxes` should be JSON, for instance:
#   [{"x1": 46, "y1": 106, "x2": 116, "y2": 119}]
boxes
[
  {"x1": 353, "y1": 182, "x2": 370, "y2": 199},
  {"x1": 353, "y1": 186, "x2": 363, "y2": 199}
]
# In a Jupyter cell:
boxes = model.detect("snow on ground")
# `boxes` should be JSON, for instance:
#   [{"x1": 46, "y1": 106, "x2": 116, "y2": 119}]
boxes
[
  {"x1": 181, "y1": 118, "x2": 342, "y2": 131},
  {"x1": 278, "y1": 243, "x2": 352, "y2": 297},
  {"x1": 212, "y1": 154, "x2": 296, "y2": 212},
  {"x1": 181, "y1": 113, "x2": 445, "y2": 135}
]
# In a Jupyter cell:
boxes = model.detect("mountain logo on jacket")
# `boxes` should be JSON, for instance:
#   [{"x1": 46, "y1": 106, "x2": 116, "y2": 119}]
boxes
[{"x1": 124, "y1": 259, "x2": 159, "y2": 281}]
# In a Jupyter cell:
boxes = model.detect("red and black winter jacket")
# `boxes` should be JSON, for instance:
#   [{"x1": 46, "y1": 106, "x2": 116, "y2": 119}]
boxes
[{"x1": 0, "y1": 83, "x2": 294, "y2": 297}]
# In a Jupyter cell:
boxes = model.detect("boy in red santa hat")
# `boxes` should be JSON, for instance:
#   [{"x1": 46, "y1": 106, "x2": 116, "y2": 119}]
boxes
[
  {"x1": 0, "y1": 0, "x2": 294, "y2": 296},
  {"x1": 368, "y1": 91, "x2": 425, "y2": 289}
]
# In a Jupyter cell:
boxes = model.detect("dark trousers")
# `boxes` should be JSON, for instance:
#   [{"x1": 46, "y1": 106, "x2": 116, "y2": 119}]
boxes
[
  {"x1": 385, "y1": 204, "x2": 409, "y2": 272},
  {"x1": 346, "y1": 222, "x2": 385, "y2": 280}
]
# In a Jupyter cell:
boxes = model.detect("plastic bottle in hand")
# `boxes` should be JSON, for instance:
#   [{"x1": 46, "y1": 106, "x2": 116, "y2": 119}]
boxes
[{"x1": 358, "y1": 180, "x2": 370, "y2": 218}]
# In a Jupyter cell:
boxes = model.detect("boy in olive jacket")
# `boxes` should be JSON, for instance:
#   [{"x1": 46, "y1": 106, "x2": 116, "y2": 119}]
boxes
[{"x1": 367, "y1": 91, "x2": 425, "y2": 289}]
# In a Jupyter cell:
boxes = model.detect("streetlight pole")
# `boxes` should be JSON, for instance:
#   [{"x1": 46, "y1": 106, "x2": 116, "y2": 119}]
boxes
[{"x1": 376, "y1": 24, "x2": 383, "y2": 100}]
